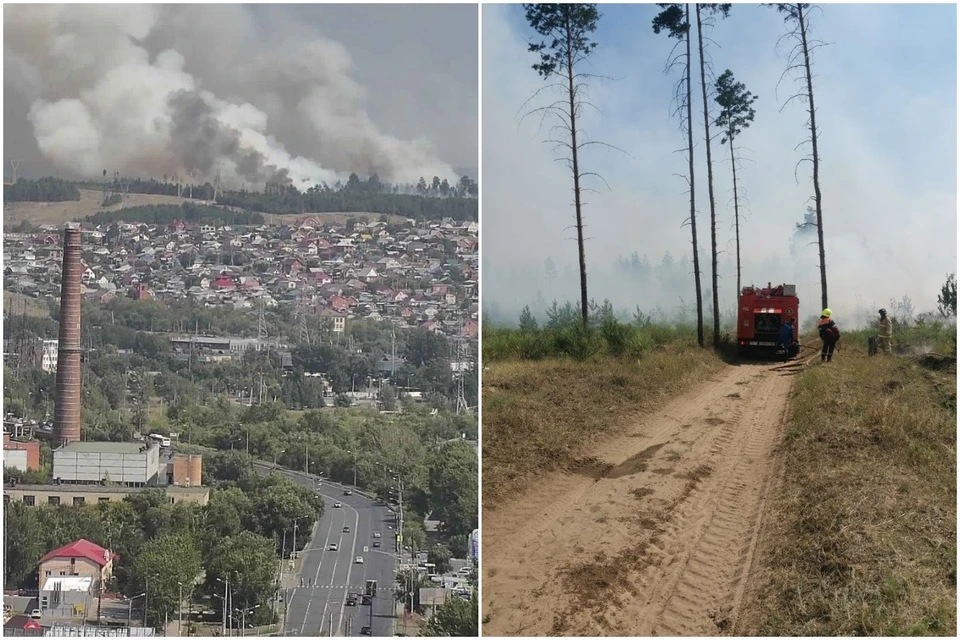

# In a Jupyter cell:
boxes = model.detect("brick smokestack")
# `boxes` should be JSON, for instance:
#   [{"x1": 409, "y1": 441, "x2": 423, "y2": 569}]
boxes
[{"x1": 53, "y1": 226, "x2": 83, "y2": 445}]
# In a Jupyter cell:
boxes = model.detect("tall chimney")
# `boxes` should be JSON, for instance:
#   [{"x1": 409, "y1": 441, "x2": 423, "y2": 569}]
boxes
[{"x1": 53, "y1": 226, "x2": 83, "y2": 446}]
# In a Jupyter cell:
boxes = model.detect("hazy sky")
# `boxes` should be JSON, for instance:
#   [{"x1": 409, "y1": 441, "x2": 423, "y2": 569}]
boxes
[
  {"x1": 4, "y1": 3, "x2": 478, "y2": 185},
  {"x1": 482, "y1": 3, "x2": 957, "y2": 325}
]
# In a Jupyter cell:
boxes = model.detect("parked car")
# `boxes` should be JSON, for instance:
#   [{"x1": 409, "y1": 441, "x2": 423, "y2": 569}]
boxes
[
  {"x1": 373, "y1": 531, "x2": 381, "y2": 538},
  {"x1": 30, "y1": 609, "x2": 41, "y2": 619},
  {"x1": 360, "y1": 625, "x2": 372, "y2": 635},
  {"x1": 372, "y1": 541, "x2": 380, "y2": 548}
]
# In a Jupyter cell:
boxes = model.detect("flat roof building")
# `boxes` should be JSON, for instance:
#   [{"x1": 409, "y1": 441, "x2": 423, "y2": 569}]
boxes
[
  {"x1": 4, "y1": 484, "x2": 210, "y2": 508},
  {"x1": 53, "y1": 442, "x2": 160, "y2": 486}
]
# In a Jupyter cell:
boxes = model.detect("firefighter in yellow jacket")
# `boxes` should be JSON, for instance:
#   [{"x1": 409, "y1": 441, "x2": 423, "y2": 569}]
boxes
[{"x1": 877, "y1": 308, "x2": 893, "y2": 354}]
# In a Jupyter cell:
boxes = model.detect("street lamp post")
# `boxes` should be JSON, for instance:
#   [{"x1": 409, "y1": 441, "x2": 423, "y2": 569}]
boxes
[
  {"x1": 126, "y1": 592, "x2": 146, "y2": 629},
  {"x1": 216, "y1": 575, "x2": 229, "y2": 636}
]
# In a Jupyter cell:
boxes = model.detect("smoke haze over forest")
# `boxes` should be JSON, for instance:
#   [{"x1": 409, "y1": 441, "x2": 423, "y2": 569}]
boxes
[
  {"x1": 482, "y1": 4, "x2": 956, "y2": 329},
  {"x1": 4, "y1": 4, "x2": 478, "y2": 189}
]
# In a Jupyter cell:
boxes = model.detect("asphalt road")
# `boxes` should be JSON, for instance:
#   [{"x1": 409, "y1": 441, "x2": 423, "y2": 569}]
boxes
[{"x1": 257, "y1": 465, "x2": 397, "y2": 637}]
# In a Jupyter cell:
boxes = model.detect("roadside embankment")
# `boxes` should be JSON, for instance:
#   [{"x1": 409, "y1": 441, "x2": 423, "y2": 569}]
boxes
[{"x1": 737, "y1": 348, "x2": 957, "y2": 636}]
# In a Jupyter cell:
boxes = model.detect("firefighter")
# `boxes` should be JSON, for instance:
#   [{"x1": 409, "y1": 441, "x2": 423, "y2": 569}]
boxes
[
  {"x1": 877, "y1": 308, "x2": 893, "y2": 354},
  {"x1": 777, "y1": 317, "x2": 796, "y2": 356},
  {"x1": 817, "y1": 309, "x2": 840, "y2": 362}
]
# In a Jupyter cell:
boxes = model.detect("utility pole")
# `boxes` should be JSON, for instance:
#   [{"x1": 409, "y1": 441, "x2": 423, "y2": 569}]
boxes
[
  {"x1": 292, "y1": 519, "x2": 299, "y2": 561},
  {"x1": 221, "y1": 575, "x2": 228, "y2": 637},
  {"x1": 178, "y1": 582, "x2": 184, "y2": 637},
  {"x1": 144, "y1": 576, "x2": 150, "y2": 629}
]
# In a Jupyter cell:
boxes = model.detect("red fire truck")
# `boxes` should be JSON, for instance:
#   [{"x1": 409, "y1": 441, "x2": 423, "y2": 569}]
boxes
[{"x1": 737, "y1": 282, "x2": 800, "y2": 358}]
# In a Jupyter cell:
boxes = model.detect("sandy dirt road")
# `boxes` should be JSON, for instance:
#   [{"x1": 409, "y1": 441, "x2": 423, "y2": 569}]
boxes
[{"x1": 482, "y1": 361, "x2": 794, "y2": 636}]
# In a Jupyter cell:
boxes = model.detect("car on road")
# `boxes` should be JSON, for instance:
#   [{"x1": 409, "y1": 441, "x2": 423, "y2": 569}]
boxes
[
  {"x1": 30, "y1": 609, "x2": 41, "y2": 619},
  {"x1": 363, "y1": 546, "x2": 369, "y2": 552},
  {"x1": 355, "y1": 556, "x2": 364, "y2": 564},
  {"x1": 361, "y1": 594, "x2": 372, "y2": 606},
  {"x1": 343, "y1": 489, "x2": 352, "y2": 496},
  {"x1": 360, "y1": 625, "x2": 372, "y2": 635},
  {"x1": 334, "y1": 502, "x2": 342, "y2": 508},
  {"x1": 345, "y1": 596, "x2": 357, "y2": 606},
  {"x1": 372, "y1": 540, "x2": 380, "y2": 548},
  {"x1": 373, "y1": 531, "x2": 381, "y2": 538},
  {"x1": 343, "y1": 525, "x2": 350, "y2": 533},
  {"x1": 328, "y1": 543, "x2": 339, "y2": 551}
]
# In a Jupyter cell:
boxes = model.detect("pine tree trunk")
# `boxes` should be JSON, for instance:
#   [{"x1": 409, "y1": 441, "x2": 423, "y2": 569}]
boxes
[
  {"x1": 797, "y1": 4, "x2": 827, "y2": 310},
  {"x1": 729, "y1": 136, "x2": 741, "y2": 297},
  {"x1": 685, "y1": 4, "x2": 704, "y2": 348},
  {"x1": 565, "y1": 13, "x2": 589, "y2": 329},
  {"x1": 696, "y1": 5, "x2": 720, "y2": 347}
]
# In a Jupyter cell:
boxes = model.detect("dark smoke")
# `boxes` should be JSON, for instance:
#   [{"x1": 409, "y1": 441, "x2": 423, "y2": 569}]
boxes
[{"x1": 167, "y1": 90, "x2": 291, "y2": 185}]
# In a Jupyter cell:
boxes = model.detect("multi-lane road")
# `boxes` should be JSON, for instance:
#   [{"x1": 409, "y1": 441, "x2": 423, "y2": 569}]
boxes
[{"x1": 254, "y1": 464, "x2": 397, "y2": 637}]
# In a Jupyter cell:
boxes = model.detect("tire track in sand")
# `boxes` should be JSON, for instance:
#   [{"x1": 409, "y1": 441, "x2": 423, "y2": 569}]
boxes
[{"x1": 482, "y1": 362, "x2": 790, "y2": 637}]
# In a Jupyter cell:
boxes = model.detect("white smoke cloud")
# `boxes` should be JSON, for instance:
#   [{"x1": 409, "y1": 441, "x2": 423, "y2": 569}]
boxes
[{"x1": 4, "y1": 3, "x2": 459, "y2": 187}]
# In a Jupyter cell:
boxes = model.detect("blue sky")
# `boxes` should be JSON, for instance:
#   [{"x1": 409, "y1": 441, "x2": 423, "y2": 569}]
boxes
[{"x1": 482, "y1": 2, "x2": 957, "y2": 325}]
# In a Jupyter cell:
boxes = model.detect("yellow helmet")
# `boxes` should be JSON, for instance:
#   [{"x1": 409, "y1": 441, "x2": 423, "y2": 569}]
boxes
[{"x1": 822, "y1": 308, "x2": 832, "y2": 317}]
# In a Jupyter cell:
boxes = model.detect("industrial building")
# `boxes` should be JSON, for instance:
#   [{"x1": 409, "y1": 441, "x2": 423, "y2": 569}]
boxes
[
  {"x1": 53, "y1": 442, "x2": 161, "y2": 486},
  {"x1": 3, "y1": 434, "x2": 41, "y2": 471},
  {"x1": 2, "y1": 228, "x2": 210, "y2": 511},
  {"x1": 4, "y1": 483, "x2": 210, "y2": 507}
]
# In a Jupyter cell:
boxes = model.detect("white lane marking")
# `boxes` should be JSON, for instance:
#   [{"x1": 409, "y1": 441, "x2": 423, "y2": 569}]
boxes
[
  {"x1": 313, "y1": 489, "x2": 361, "y2": 636},
  {"x1": 297, "y1": 505, "x2": 342, "y2": 635},
  {"x1": 335, "y1": 502, "x2": 361, "y2": 633}
]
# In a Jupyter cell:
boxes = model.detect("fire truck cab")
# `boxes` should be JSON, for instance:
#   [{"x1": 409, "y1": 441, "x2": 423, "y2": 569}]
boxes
[{"x1": 737, "y1": 282, "x2": 800, "y2": 358}]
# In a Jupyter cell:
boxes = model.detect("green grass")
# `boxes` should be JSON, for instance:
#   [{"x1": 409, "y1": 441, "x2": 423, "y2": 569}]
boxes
[
  {"x1": 483, "y1": 322, "x2": 702, "y2": 363},
  {"x1": 841, "y1": 320, "x2": 956, "y2": 356},
  {"x1": 743, "y1": 345, "x2": 957, "y2": 636}
]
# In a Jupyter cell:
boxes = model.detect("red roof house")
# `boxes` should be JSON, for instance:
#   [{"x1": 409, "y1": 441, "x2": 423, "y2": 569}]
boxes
[{"x1": 38, "y1": 539, "x2": 117, "y2": 591}]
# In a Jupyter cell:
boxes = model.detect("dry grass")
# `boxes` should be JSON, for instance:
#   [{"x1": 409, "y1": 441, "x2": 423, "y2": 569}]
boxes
[
  {"x1": 741, "y1": 351, "x2": 957, "y2": 636},
  {"x1": 5, "y1": 189, "x2": 190, "y2": 225},
  {"x1": 482, "y1": 344, "x2": 724, "y2": 508},
  {"x1": 262, "y1": 211, "x2": 408, "y2": 226},
  {"x1": 3, "y1": 291, "x2": 51, "y2": 318}
]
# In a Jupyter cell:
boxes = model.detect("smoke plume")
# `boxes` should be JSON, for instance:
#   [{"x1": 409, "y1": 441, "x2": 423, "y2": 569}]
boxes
[{"x1": 4, "y1": 4, "x2": 458, "y2": 187}]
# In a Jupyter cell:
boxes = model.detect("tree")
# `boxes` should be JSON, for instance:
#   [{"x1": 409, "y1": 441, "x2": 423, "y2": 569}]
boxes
[
  {"x1": 770, "y1": 3, "x2": 829, "y2": 309},
  {"x1": 694, "y1": 3, "x2": 731, "y2": 347},
  {"x1": 449, "y1": 534, "x2": 470, "y2": 559},
  {"x1": 380, "y1": 384, "x2": 397, "y2": 411},
  {"x1": 204, "y1": 531, "x2": 278, "y2": 626},
  {"x1": 133, "y1": 532, "x2": 202, "y2": 628},
  {"x1": 653, "y1": 4, "x2": 704, "y2": 347},
  {"x1": 518, "y1": 306, "x2": 539, "y2": 333},
  {"x1": 714, "y1": 69, "x2": 758, "y2": 298},
  {"x1": 427, "y1": 544, "x2": 452, "y2": 575},
  {"x1": 523, "y1": 3, "x2": 602, "y2": 329},
  {"x1": 544, "y1": 255, "x2": 558, "y2": 281},
  {"x1": 422, "y1": 593, "x2": 478, "y2": 637},
  {"x1": 938, "y1": 273, "x2": 957, "y2": 317},
  {"x1": 427, "y1": 441, "x2": 478, "y2": 536}
]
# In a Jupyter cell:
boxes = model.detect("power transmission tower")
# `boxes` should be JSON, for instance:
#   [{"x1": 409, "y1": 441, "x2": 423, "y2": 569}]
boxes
[
  {"x1": 297, "y1": 289, "x2": 310, "y2": 345},
  {"x1": 257, "y1": 298, "x2": 268, "y2": 343},
  {"x1": 213, "y1": 165, "x2": 223, "y2": 202},
  {"x1": 455, "y1": 318, "x2": 469, "y2": 415},
  {"x1": 9, "y1": 159, "x2": 21, "y2": 184}
]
